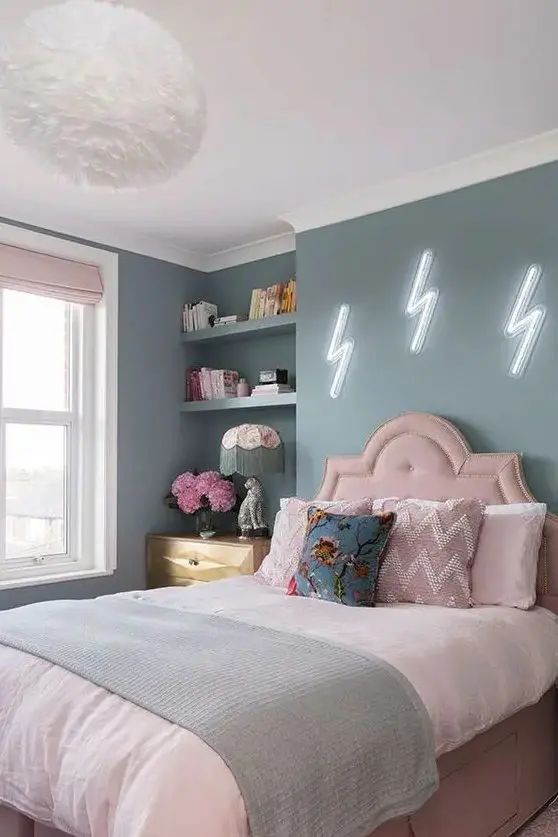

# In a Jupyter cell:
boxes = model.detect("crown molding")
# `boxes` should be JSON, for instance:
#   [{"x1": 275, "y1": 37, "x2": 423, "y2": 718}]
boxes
[
  {"x1": 0, "y1": 205, "x2": 295, "y2": 273},
  {"x1": 282, "y1": 129, "x2": 558, "y2": 234},
  {"x1": 3, "y1": 129, "x2": 556, "y2": 272},
  {"x1": 0, "y1": 204, "x2": 209, "y2": 271},
  {"x1": 205, "y1": 230, "x2": 295, "y2": 272}
]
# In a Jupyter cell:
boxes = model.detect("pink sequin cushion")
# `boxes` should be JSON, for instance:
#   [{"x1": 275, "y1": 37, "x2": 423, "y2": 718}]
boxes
[
  {"x1": 376, "y1": 498, "x2": 485, "y2": 608},
  {"x1": 255, "y1": 497, "x2": 373, "y2": 588}
]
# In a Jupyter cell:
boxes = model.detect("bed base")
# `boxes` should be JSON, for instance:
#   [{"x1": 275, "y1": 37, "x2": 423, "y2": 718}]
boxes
[
  {"x1": 2, "y1": 689, "x2": 556, "y2": 837},
  {"x1": 373, "y1": 688, "x2": 557, "y2": 837}
]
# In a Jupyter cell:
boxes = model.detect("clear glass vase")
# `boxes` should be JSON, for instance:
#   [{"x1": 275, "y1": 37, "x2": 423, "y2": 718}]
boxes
[{"x1": 196, "y1": 507, "x2": 215, "y2": 538}]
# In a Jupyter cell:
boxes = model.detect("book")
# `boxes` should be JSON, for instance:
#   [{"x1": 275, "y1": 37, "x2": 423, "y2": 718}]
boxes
[
  {"x1": 273, "y1": 283, "x2": 283, "y2": 315},
  {"x1": 212, "y1": 314, "x2": 247, "y2": 326},
  {"x1": 196, "y1": 301, "x2": 218, "y2": 330},
  {"x1": 257, "y1": 289, "x2": 266, "y2": 319},
  {"x1": 251, "y1": 384, "x2": 293, "y2": 395},
  {"x1": 284, "y1": 277, "x2": 297, "y2": 313},
  {"x1": 186, "y1": 367, "x2": 203, "y2": 400},
  {"x1": 249, "y1": 289, "x2": 260, "y2": 320},
  {"x1": 223, "y1": 369, "x2": 239, "y2": 397},
  {"x1": 182, "y1": 300, "x2": 219, "y2": 331},
  {"x1": 263, "y1": 286, "x2": 274, "y2": 317},
  {"x1": 185, "y1": 367, "x2": 240, "y2": 401}
]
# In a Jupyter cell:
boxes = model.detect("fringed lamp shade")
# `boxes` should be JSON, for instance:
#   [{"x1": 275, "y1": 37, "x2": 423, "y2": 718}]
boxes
[{"x1": 220, "y1": 424, "x2": 283, "y2": 477}]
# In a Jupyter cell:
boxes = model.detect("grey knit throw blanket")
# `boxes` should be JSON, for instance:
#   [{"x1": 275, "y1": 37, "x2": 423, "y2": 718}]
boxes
[{"x1": 0, "y1": 597, "x2": 438, "y2": 837}]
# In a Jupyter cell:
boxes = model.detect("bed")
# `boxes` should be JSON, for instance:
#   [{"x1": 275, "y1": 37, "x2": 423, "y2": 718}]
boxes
[{"x1": 1, "y1": 411, "x2": 557, "y2": 837}]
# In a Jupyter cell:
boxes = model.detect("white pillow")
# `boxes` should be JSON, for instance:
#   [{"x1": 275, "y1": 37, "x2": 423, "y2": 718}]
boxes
[{"x1": 472, "y1": 502, "x2": 546, "y2": 609}]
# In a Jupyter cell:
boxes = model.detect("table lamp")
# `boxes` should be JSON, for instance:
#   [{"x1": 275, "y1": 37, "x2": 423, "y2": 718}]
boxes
[{"x1": 220, "y1": 423, "x2": 284, "y2": 538}]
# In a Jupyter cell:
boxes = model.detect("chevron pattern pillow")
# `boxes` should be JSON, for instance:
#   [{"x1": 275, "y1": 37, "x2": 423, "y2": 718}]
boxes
[{"x1": 376, "y1": 498, "x2": 485, "y2": 608}]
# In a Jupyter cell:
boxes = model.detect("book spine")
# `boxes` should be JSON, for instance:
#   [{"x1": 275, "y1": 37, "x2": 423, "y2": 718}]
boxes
[
  {"x1": 222, "y1": 370, "x2": 232, "y2": 397},
  {"x1": 257, "y1": 289, "x2": 266, "y2": 319},
  {"x1": 200, "y1": 368, "x2": 210, "y2": 400},
  {"x1": 264, "y1": 286, "x2": 274, "y2": 317},
  {"x1": 273, "y1": 284, "x2": 282, "y2": 315},
  {"x1": 249, "y1": 289, "x2": 258, "y2": 319}
]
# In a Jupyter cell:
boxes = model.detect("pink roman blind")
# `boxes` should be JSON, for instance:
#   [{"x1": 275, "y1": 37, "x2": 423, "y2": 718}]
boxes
[{"x1": 0, "y1": 243, "x2": 103, "y2": 305}]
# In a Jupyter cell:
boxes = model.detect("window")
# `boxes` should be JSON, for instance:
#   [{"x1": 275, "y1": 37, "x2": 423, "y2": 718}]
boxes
[{"x1": 0, "y1": 226, "x2": 117, "y2": 589}]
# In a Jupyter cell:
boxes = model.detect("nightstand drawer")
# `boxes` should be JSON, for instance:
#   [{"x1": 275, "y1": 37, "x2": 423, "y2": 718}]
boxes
[
  {"x1": 162, "y1": 555, "x2": 239, "y2": 583},
  {"x1": 155, "y1": 576, "x2": 207, "y2": 589},
  {"x1": 147, "y1": 533, "x2": 270, "y2": 590}
]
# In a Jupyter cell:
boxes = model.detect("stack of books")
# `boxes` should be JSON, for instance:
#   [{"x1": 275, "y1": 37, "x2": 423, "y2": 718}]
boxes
[
  {"x1": 183, "y1": 300, "x2": 218, "y2": 332},
  {"x1": 251, "y1": 383, "x2": 294, "y2": 397},
  {"x1": 186, "y1": 367, "x2": 239, "y2": 401},
  {"x1": 248, "y1": 278, "x2": 297, "y2": 320},
  {"x1": 211, "y1": 314, "x2": 247, "y2": 327}
]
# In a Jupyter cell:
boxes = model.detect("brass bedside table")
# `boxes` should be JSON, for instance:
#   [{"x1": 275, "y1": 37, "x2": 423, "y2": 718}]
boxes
[{"x1": 146, "y1": 533, "x2": 271, "y2": 589}]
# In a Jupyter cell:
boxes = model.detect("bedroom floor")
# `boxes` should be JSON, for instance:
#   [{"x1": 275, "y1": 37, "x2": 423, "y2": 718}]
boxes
[{"x1": 519, "y1": 800, "x2": 558, "y2": 835}]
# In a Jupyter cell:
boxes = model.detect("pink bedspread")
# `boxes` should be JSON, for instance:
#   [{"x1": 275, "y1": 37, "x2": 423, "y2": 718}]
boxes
[{"x1": 1, "y1": 577, "x2": 558, "y2": 837}]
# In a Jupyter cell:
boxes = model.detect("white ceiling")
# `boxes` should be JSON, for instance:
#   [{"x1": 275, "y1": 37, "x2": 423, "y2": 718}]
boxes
[{"x1": 1, "y1": 0, "x2": 558, "y2": 266}]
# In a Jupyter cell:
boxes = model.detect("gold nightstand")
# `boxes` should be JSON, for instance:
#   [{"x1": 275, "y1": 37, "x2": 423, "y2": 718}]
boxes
[{"x1": 146, "y1": 533, "x2": 271, "y2": 589}]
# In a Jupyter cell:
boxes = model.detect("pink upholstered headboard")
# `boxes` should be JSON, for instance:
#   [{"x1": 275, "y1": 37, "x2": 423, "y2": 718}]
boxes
[{"x1": 315, "y1": 412, "x2": 558, "y2": 615}]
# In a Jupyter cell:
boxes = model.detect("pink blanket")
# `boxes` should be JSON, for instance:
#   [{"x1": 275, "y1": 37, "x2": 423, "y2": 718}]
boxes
[{"x1": 1, "y1": 578, "x2": 557, "y2": 837}]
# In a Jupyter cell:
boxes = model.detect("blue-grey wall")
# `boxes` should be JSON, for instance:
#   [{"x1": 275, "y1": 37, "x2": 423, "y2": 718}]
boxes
[
  {"x1": 296, "y1": 162, "x2": 558, "y2": 510},
  {"x1": 0, "y1": 220, "x2": 205, "y2": 610},
  {"x1": 193, "y1": 252, "x2": 297, "y2": 524}
]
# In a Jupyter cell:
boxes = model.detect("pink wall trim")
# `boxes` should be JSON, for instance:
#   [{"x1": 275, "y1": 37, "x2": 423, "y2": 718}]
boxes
[{"x1": 316, "y1": 411, "x2": 558, "y2": 614}]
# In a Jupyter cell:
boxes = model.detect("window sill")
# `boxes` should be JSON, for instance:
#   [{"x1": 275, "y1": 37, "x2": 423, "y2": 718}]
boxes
[{"x1": 0, "y1": 567, "x2": 115, "y2": 591}]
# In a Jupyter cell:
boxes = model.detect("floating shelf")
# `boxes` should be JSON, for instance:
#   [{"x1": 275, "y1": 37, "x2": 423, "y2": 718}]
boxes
[
  {"x1": 181, "y1": 314, "x2": 296, "y2": 344},
  {"x1": 181, "y1": 393, "x2": 297, "y2": 412}
]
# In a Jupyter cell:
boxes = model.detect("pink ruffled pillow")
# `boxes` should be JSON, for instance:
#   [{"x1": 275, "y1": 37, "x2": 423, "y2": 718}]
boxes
[
  {"x1": 255, "y1": 497, "x2": 374, "y2": 588},
  {"x1": 376, "y1": 498, "x2": 485, "y2": 608}
]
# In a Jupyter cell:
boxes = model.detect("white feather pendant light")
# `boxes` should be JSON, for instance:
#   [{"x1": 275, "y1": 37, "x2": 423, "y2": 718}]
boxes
[{"x1": 0, "y1": 0, "x2": 206, "y2": 188}]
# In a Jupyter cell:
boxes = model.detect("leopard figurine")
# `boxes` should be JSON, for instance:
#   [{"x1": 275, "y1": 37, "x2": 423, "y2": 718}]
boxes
[{"x1": 238, "y1": 476, "x2": 267, "y2": 537}]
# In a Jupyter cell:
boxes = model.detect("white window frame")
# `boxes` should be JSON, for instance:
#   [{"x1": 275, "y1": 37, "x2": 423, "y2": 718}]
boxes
[{"x1": 0, "y1": 223, "x2": 118, "y2": 590}]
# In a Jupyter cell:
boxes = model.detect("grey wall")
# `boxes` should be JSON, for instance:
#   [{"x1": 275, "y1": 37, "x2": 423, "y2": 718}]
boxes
[
  {"x1": 0, "y1": 220, "x2": 205, "y2": 610},
  {"x1": 194, "y1": 252, "x2": 297, "y2": 524},
  {"x1": 296, "y1": 162, "x2": 558, "y2": 510}
]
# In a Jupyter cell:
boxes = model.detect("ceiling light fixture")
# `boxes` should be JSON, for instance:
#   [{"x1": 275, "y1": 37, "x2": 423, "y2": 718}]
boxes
[{"x1": 0, "y1": 0, "x2": 206, "y2": 189}]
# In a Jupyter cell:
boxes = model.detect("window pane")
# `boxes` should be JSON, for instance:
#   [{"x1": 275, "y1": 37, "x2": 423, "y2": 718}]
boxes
[
  {"x1": 2, "y1": 290, "x2": 70, "y2": 411},
  {"x1": 5, "y1": 424, "x2": 66, "y2": 560}
]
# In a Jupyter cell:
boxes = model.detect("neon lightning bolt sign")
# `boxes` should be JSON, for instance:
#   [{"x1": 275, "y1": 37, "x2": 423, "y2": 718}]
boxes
[
  {"x1": 504, "y1": 264, "x2": 546, "y2": 378},
  {"x1": 327, "y1": 304, "x2": 354, "y2": 398},
  {"x1": 405, "y1": 249, "x2": 439, "y2": 354}
]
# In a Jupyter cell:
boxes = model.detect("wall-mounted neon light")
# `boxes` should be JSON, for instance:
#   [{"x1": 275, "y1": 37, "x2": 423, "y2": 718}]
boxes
[
  {"x1": 405, "y1": 249, "x2": 439, "y2": 354},
  {"x1": 504, "y1": 264, "x2": 546, "y2": 378},
  {"x1": 327, "y1": 304, "x2": 354, "y2": 399}
]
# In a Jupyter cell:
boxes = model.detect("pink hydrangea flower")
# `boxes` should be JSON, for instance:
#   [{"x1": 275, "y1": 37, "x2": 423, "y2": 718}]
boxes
[
  {"x1": 170, "y1": 470, "x2": 236, "y2": 514},
  {"x1": 206, "y1": 479, "x2": 236, "y2": 512},
  {"x1": 196, "y1": 470, "x2": 223, "y2": 494},
  {"x1": 171, "y1": 471, "x2": 197, "y2": 497}
]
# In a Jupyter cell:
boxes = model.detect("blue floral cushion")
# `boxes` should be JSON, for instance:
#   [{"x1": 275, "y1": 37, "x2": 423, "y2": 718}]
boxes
[{"x1": 287, "y1": 507, "x2": 396, "y2": 607}]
